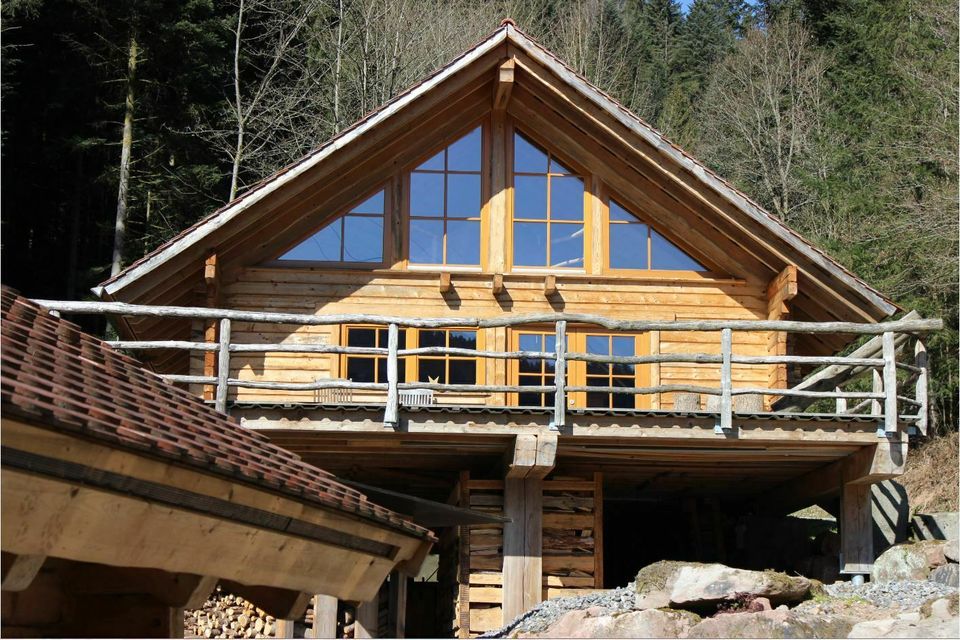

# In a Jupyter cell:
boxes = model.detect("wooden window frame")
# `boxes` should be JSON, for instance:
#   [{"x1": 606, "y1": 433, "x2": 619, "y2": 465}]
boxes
[
  {"x1": 506, "y1": 122, "x2": 592, "y2": 274},
  {"x1": 339, "y1": 325, "x2": 485, "y2": 387},
  {"x1": 339, "y1": 324, "x2": 409, "y2": 384},
  {"x1": 508, "y1": 327, "x2": 651, "y2": 409},
  {"x1": 600, "y1": 186, "x2": 713, "y2": 277},
  {"x1": 403, "y1": 118, "x2": 490, "y2": 272},
  {"x1": 267, "y1": 184, "x2": 394, "y2": 270}
]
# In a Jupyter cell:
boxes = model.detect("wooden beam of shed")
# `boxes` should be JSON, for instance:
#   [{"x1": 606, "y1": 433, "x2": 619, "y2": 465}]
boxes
[
  {"x1": 767, "y1": 265, "x2": 798, "y2": 319},
  {"x1": 220, "y1": 580, "x2": 312, "y2": 620},
  {"x1": 493, "y1": 57, "x2": 515, "y2": 112},
  {"x1": 61, "y1": 563, "x2": 218, "y2": 609}
]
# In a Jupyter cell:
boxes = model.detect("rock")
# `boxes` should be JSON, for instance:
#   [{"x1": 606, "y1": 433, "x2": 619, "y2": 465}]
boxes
[
  {"x1": 686, "y1": 608, "x2": 856, "y2": 639},
  {"x1": 263, "y1": 623, "x2": 275, "y2": 637},
  {"x1": 945, "y1": 539, "x2": 959, "y2": 563},
  {"x1": 668, "y1": 564, "x2": 812, "y2": 607},
  {"x1": 874, "y1": 540, "x2": 950, "y2": 582},
  {"x1": 238, "y1": 614, "x2": 250, "y2": 629},
  {"x1": 254, "y1": 618, "x2": 265, "y2": 633},
  {"x1": 929, "y1": 564, "x2": 959, "y2": 588},
  {"x1": 911, "y1": 512, "x2": 960, "y2": 542},
  {"x1": 520, "y1": 608, "x2": 699, "y2": 638}
]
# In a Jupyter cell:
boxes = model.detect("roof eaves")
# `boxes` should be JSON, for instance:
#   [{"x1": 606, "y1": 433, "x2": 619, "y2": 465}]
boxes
[
  {"x1": 503, "y1": 25, "x2": 897, "y2": 318},
  {"x1": 97, "y1": 25, "x2": 510, "y2": 299}
]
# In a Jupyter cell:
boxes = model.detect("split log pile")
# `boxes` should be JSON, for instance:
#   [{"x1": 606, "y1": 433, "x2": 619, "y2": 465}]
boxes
[
  {"x1": 183, "y1": 588, "x2": 279, "y2": 638},
  {"x1": 456, "y1": 473, "x2": 603, "y2": 637}
]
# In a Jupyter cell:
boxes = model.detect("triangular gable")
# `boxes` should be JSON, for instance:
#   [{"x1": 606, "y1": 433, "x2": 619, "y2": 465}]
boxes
[{"x1": 96, "y1": 21, "x2": 897, "y2": 326}]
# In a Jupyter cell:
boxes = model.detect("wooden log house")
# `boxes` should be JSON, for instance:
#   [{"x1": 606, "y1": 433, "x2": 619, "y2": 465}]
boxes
[{"x1": 36, "y1": 21, "x2": 940, "y2": 638}]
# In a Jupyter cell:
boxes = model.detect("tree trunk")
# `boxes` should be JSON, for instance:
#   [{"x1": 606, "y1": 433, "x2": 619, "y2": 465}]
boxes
[
  {"x1": 229, "y1": 0, "x2": 246, "y2": 202},
  {"x1": 110, "y1": 34, "x2": 138, "y2": 277}
]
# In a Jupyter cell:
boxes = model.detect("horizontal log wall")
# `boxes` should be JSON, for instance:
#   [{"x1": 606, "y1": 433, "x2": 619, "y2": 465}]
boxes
[{"x1": 208, "y1": 268, "x2": 772, "y2": 406}]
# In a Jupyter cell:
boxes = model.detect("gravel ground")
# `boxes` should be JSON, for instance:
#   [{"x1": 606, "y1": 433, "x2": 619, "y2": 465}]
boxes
[
  {"x1": 479, "y1": 583, "x2": 636, "y2": 638},
  {"x1": 824, "y1": 579, "x2": 958, "y2": 610}
]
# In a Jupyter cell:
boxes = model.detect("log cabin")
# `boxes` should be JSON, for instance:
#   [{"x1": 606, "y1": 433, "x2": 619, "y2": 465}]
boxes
[{"x1": 33, "y1": 21, "x2": 941, "y2": 638}]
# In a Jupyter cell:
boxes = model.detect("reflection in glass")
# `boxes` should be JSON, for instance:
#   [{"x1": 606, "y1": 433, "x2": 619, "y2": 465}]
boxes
[
  {"x1": 447, "y1": 221, "x2": 480, "y2": 265},
  {"x1": 514, "y1": 134, "x2": 549, "y2": 173},
  {"x1": 550, "y1": 176, "x2": 584, "y2": 220},
  {"x1": 446, "y1": 174, "x2": 480, "y2": 217},
  {"x1": 514, "y1": 223, "x2": 547, "y2": 266},
  {"x1": 651, "y1": 230, "x2": 704, "y2": 270},
  {"x1": 447, "y1": 128, "x2": 482, "y2": 171},
  {"x1": 280, "y1": 189, "x2": 384, "y2": 263},
  {"x1": 409, "y1": 219, "x2": 443, "y2": 264},
  {"x1": 343, "y1": 217, "x2": 383, "y2": 262},
  {"x1": 514, "y1": 176, "x2": 548, "y2": 219}
]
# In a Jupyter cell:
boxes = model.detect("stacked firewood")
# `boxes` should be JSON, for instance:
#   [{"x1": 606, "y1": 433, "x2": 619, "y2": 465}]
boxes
[{"x1": 184, "y1": 588, "x2": 278, "y2": 638}]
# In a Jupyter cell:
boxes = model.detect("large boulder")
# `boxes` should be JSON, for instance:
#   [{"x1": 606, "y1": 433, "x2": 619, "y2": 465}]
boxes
[
  {"x1": 873, "y1": 540, "x2": 950, "y2": 582},
  {"x1": 945, "y1": 538, "x2": 959, "y2": 563},
  {"x1": 667, "y1": 564, "x2": 812, "y2": 608},
  {"x1": 848, "y1": 595, "x2": 960, "y2": 638},
  {"x1": 686, "y1": 608, "x2": 856, "y2": 639},
  {"x1": 519, "y1": 607, "x2": 699, "y2": 638},
  {"x1": 634, "y1": 560, "x2": 696, "y2": 610},
  {"x1": 911, "y1": 512, "x2": 959, "y2": 542}
]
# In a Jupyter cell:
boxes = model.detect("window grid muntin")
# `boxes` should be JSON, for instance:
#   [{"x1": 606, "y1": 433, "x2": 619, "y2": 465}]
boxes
[
  {"x1": 417, "y1": 329, "x2": 478, "y2": 384},
  {"x1": 608, "y1": 198, "x2": 704, "y2": 271},
  {"x1": 512, "y1": 132, "x2": 585, "y2": 269},
  {"x1": 409, "y1": 127, "x2": 482, "y2": 266},
  {"x1": 584, "y1": 333, "x2": 637, "y2": 409},
  {"x1": 343, "y1": 325, "x2": 407, "y2": 384}
]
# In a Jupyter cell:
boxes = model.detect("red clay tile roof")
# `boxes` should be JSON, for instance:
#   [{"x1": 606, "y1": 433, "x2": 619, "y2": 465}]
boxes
[{"x1": 0, "y1": 287, "x2": 432, "y2": 542}]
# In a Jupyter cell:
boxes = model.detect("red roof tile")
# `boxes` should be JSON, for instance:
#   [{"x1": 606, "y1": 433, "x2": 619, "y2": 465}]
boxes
[{"x1": 0, "y1": 287, "x2": 433, "y2": 542}]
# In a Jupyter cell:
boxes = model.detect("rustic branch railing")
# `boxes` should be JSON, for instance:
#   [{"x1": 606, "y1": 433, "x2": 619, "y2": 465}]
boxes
[{"x1": 34, "y1": 299, "x2": 940, "y2": 435}]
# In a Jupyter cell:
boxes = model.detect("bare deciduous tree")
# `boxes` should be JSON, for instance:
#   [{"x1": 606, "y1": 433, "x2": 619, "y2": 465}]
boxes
[{"x1": 698, "y1": 20, "x2": 829, "y2": 222}]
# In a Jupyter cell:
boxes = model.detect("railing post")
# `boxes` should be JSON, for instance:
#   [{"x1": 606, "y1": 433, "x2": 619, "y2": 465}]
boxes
[
  {"x1": 384, "y1": 323, "x2": 400, "y2": 428},
  {"x1": 835, "y1": 387, "x2": 847, "y2": 414},
  {"x1": 553, "y1": 320, "x2": 566, "y2": 431},
  {"x1": 914, "y1": 338, "x2": 928, "y2": 435},
  {"x1": 719, "y1": 327, "x2": 732, "y2": 432},
  {"x1": 882, "y1": 331, "x2": 897, "y2": 434},
  {"x1": 215, "y1": 318, "x2": 231, "y2": 414},
  {"x1": 871, "y1": 369, "x2": 883, "y2": 416}
]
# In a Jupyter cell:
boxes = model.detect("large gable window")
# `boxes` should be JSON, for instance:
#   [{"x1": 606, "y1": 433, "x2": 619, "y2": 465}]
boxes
[
  {"x1": 608, "y1": 199, "x2": 704, "y2": 271},
  {"x1": 512, "y1": 132, "x2": 585, "y2": 269},
  {"x1": 408, "y1": 127, "x2": 482, "y2": 266},
  {"x1": 278, "y1": 190, "x2": 385, "y2": 264}
]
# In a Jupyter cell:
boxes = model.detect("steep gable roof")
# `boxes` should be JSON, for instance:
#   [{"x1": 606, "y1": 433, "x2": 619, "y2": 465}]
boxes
[{"x1": 96, "y1": 21, "x2": 897, "y2": 329}]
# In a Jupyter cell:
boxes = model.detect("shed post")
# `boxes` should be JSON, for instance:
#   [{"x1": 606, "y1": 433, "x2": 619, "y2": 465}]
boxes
[{"x1": 311, "y1": 595, "x2": 338, "y2": 638}]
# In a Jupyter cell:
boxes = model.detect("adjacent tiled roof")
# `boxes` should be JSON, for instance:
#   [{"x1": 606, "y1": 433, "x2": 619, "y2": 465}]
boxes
[{"x1": 0, "y1": 287, "x2": 432, "y2": 541}]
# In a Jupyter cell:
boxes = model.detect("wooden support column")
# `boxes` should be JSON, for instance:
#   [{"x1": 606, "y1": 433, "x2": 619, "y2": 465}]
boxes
[
  {"x1": 488, "y1": 59, "x2": 512, "y2": 275},
  {"x1": 841, "y1": 480, "x2": 873, "y2": 576},
  {"x1": 311, "y1": 595, "x2": 338, "y2": 639},
  {"x1": 766, "y1": 265, "x2": 798, "y2": 406},
  {"x1": 387, "y1": 572, "x2": 407, "y2": 638},
  {"x1": 275, "y1": 619, "x2": 295, "y2": 638},
  {"x1": 202, "y1": 252, "x2": 219, "y2": 400},
  {"x1": 355, "y1": 598, "x2": 378, "y2": 638},
  {"x1": 502, "y1": 476, "x2": 543, "y2": 623}
]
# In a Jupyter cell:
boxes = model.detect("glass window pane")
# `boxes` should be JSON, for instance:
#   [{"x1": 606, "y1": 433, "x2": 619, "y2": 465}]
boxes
[
  {"x1": 651, "y1": 230, "x2": 704, "y2": 270},
  {"x1": 519, "y1": 357, "x2": 540, "y2": 373},
  {"x1": 419, "y1": 358, "x2": 445, "y2": 383},
  {"x1": 587, "y1": 392, "x2": 609, "y2": 408},
  {"x1": 612, "y1": 362, "x2": 635, "y2": 376},
  {"x1": 610, "y1": 200, "x2": 638, "y2": 222},
  {"x1": 446, "y1": 174, "x2": 481, "y2": 218},
  {"x1": 519, "y1": 334, "x2": 542, "y2": 352},
  {"x1": 514, "y1": 176, "x2": 547, "y2": 219},
  {"x1": 347, "y1": 328, "x2": 375, "y2": 347},
  {"x1": 449, "y1": 360, "x2": 476, "y2": 384},
  {"x1": 419, "y1": 330, "x2": 445, "y2": 348},
  {"x1": 447, "y1": 220, "x2": 480, "y2": 265},
  {"x1": 513, "y1": 222, "x2": 547, "y2": 266},
  {"x1": 610, "y1": 222, "x2": 648, "y2": 269},
  {"x1": 586, "y1": 335, "x2": 609, "y2": 375},
  {"x1": 518, "y1": 392, "x2": 541, "y2": 407},
  {"x1": 410, "y1": 172, "x2": 444, "y2": 217},
  {"x1": 343, "y1": 216, "x2": 383, "y2": 262},
  {"x1": 613, "y1": 376, "x2": 634, "y2": 387},
  {"x1": 280, "y1": 219, "x2": 341, "y2": 261},
  {"x1": 449, "y1": 331, "x2": 476, "y2": 350},
  {"x1": 417, "y1": 151, "x2": 444, "y2": 171},
  {"x1": 375, "y1": 357, "x2": 407, "y2": 383},
  {"x1": 409, "y1": 219, "x2": 444, "y2": 264},
  {"x1": 447, "y1": 127, "x2": 481, "y2": 172},
  {"x1": 352, "y1": 190, "x2": 384, "y2": 214},
  {"x1": 550, "y1": 176, "x2": 584, "y2": 220},
  {"x1": 550, "y1": 158, "x2": 573, "y2": 175},
  {"x1": 550, "y1": 223, "x2": 584, "y2": 268},
  {"x1": 347, "y1": 357, "x2": 375, "y2": 382},
  {"x1": 514, "y1": 133, "x2": 548, "y2": 173},
  {"x1": 612, "y1": 389, "x2": 634, "y2": 409},
  {"x1": 519, "y1": 374, "x2": 543, "y2": 387},
  {"x1": 612, "y1": 336, "x2": 634, "y2": 357}
]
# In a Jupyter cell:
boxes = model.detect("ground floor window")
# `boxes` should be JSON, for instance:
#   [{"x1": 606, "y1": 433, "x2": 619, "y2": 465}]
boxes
[
  {"x1": 511, "y1": 328, "x2": 649, "y2": 409},
  {"x1": 341, "y1": 326, "x2": 481, "y2": 385}
]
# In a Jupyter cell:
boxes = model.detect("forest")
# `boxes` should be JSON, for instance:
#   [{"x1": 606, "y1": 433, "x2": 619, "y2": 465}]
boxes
[{"x1": 2, "y1": 0, "x2": 957, "y2": 433}]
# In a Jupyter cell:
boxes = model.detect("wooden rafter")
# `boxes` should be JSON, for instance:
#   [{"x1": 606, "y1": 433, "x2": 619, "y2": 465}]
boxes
[{"x1": 493, "y1": 57, "x2": 515, "y2": 112}]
